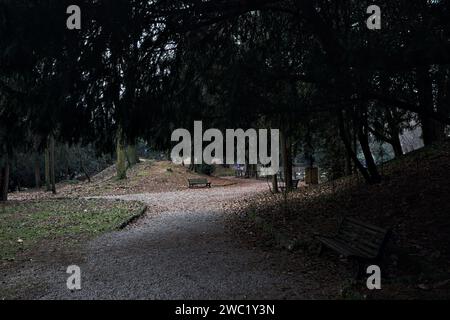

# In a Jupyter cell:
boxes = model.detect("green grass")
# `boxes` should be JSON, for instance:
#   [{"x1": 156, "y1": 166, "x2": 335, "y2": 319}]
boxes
[
  {"x1": 0, "y1": 199, "x2": 143, "y2": 261},
  {"x1": 213, "y1": 165, "x2": 235, "y2": 177}
]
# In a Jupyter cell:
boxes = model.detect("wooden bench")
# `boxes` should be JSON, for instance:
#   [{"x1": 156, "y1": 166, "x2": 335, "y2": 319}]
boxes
[
  {"x1": 316, "y1": 217, "x2": 391, "y2": 278},
  {"x1": 279, "y1": 179, "x2": 300, "y2": 191},
  {"x1": 188, "y1": 178, "x2": 211, "y2": 189}
]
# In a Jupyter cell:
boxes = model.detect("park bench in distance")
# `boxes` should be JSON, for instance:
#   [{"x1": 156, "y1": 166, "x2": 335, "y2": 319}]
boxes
[
  {"x1": 316, "y1": 217, "x2": 391, "y2": 278},
  {"x1": 278, "y1": 179, "x2": 300, "y2": 192},
  {"x1": 188, "y1": 178, "x2": 211, "y2": 189}
]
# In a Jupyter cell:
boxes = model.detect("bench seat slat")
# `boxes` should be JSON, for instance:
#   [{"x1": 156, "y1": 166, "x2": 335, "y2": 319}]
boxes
[
  {"x1": 335, "y1": 238, "x2": 380, "y2": 258},
  {"x1": 341, "y1": 221, "x2": 384, "y2": 238},
  {"x1": 346, "y1": 217, "x2": 387, "y2": 234},
  {"x1": 188, "y1": 178, "x2": 211, "y2": 188},
  {"x1": 338, "y1": 229, "x2": 383, "y2": 248},
  {"x1": 317, "y1": 236, "x2": 375, "y2": 259},
  {"x1": 317, "y1": 217, "x2": 390, "y2": 262}
]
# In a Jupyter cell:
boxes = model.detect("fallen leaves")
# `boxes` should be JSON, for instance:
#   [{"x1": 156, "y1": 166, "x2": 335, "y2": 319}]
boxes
[
  {"x1": 226, "y1": 139, "x2": 450, "y2": 299},
  {"x1": 8, "y1": 161, "x2": 235, "y2": 200}
]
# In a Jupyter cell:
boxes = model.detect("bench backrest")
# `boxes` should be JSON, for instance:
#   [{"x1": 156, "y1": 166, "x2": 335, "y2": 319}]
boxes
[
  {"x1": 336, "y1": 218, "x2": 390, "y2": 259},
  {"x1": 188, "y1": 178, "x2": 208, "y2": 184}
]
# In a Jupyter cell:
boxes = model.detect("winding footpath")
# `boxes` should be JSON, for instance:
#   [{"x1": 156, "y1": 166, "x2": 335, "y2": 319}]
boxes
[{"x1": 14, "y1": 181, "x2": 323, "y2": 299}]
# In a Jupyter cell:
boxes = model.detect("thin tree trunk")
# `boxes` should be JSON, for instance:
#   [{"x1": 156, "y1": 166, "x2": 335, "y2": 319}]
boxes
[
  {"x1": 386, "y1": 109, "x2": 404, "y2": 157},
  {"x1": 338, "y1": 111, "x2": 372, "y2": 184},
  {"x1": 49, "y1": 136, "x2": 56, "y2": 194},
  {"x1": 391, "y1": 136, "x2": 404, "y2": 158},
  {"x1": 345, "y1": 148, "x2": 353, "y2": 176},
  {"x1": 127, "y1": 144, "x2": 139, "y2": 167},
  {"x1": 189, "y1": 140, "x2": 195, "y2": 171},
  {"x1": 369, "y1": 125, "x2": 403, "y2": 159},
  {"x1": 272, "y1": 174, "x2": 279, "y2": 193},
  {"x1": 116, "y1": 126, "x2": 127, "y2": 180},
  {"x1": 357, "y1": 108, "x2": 381, "y2": 183},
  {"x1": 80, "y1": 156, "x2": 91, "y2": 183},
  {"x1": 280, "y1": 130, "x2": 293, "y2": 190},
  {"x1": 389, "y1": 125, "x2": 404, "y2": 158},
  {"x1": 45, "y1": 145, "x2": 51, "y2": 191},
  {"x1": 436, "y1": 66, "x2": 450, "y2": 138},
  {"x1": 287, "y1": 141, "x2": 293, "y2": 187},
  {"x1": 417, "y1": 66, "x2": 444, "y2": 145},
  {"x1": 64, "y1": 144, "x2": 72, "y2": 179},
  {"x1": 77, "y1": 146, "x2": 90, "y2": 182},
  {"x1": 250, "y1": 164, "x2": 258, "y2": 178},
  {"x1": 0, "y1": 154, "x2": 9, "y2": 202},
  {"x1": 358, "y1": 127, "x2": 381, "y2": 183},
  {"x1": 34, "y1": 154, "x2": 41, "y2": 188}
]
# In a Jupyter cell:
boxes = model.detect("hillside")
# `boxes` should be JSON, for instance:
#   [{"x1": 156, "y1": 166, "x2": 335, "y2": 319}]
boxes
[
  {"x1": 9, "y1": 160, "x2": 235, "y2": 201},
  {"x1": 227, "y1": 139, "x2": 450, "y2": 299}
]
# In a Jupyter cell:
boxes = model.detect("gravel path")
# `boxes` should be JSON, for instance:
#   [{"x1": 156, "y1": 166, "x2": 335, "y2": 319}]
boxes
[{"x1": 14, "y1": 181, "x2": 322, "y2": 299}]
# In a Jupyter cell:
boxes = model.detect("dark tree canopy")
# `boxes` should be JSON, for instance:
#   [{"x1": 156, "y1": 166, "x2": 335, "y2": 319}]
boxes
[{"x1": 0, "y1": 0, "x2": 449, "y2": 198}]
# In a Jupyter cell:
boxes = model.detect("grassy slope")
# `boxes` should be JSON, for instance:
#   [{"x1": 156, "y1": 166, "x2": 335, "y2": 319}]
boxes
[
  {"x1": 230, "y1": 139, "x2": 450, "y2": 299},
  {"x1": 2, "y1": 160, "x2": 231, "y2": 265},
  {"x1": 9, "y1": 160, "x2": 234, "y2": 200}
]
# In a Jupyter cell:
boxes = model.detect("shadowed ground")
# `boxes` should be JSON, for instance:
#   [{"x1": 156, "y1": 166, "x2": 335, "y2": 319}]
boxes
[{"x1": 3, "y1": 181, "x2": 326, "y2": 300}]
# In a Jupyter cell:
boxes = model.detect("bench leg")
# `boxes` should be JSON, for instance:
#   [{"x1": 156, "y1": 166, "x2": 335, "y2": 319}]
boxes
[
  {"x1": 354, "y1": 260, "x2": 366, "y2": 280},
  {"x1": 318, "y1": 243, "x2": 325, "y2": 257}
]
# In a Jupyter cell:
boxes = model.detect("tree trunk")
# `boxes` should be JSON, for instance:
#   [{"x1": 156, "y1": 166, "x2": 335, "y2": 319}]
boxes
[
  {"x1": 127, "y1": 144, "x2": 139, "y2": 167},
  {"x1": 49, "y1": 136, "x2": 56, "y2": 194},
  {"x1": 369, "y1": 124, "x2": 404, "y2": 159},
  {"x1": 417, "y1": 66, "x2": 444, "y2": 146},
  {"x1": 356, "y1": 101, "x2": 381, "y2": 183},
  {"x1": 249, "y1": 164, "x2": 258, "y2": 178},
  {"x1": 272, "y1": 174, "x2": 279, "y2": 193},
  {"x1": 34, "y1": 155, "x2": 41, "y2": 188},
  {"x1": 64, "y1": 144, "x2": 72, "y2": 180},
  {"x1": 280, "y1": 131, "x2": 293, "y2": 190},
  {"x1": 357, "y1": 110, "x2": 381, "y2": 184},
  {"x1": 386, "y1": 109, "x2": 404, "y2": 158},
  {"x1": 80, "y1": 156, "x2": 91, "y2": 183},
  {"x1": 436, "y1": 66, "x2": 450, "y2": 138},
  {"x1": 0, "y1": 155, "x2": 9, "y2": 202},
  {"x1": 379, "y1": 72, "x2": 404, "y2": 157},
  {"x1": 338, "y1": 111, "x2": 372, "y2": 184},
  {"x1": 391, "y1": 136, "x2": 404, "y2": 158},
  {"x1": 345, "y1": 148, "x2": 353, "y2": 176},
  {"x1": 45, "y1": 145, "x2": 51, "y2": 191},
  {"x1": 116, "y1": 126, "x2": 127, "y2": 180},
  {"x1": 287, "y1": 142, "x2": 293, "y2": 187},
  {"x1": 358, "y1": 127, "x2": 381, "y2": 183}
]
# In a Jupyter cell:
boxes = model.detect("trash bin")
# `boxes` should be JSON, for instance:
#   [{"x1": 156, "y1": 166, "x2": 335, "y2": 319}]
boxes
[{"x1": 305, "y1": 167, "x2": 319, "y2": 185}]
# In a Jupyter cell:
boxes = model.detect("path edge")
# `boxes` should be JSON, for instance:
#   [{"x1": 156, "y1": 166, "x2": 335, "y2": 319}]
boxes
[{"x1": 118, "y1": 204, "x2": 148, "y2": 229}]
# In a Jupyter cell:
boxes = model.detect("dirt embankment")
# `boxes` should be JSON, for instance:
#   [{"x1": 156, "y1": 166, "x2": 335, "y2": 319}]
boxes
[
  {"x1": 9, "y1": 160, "x2": 235, "y2": 200},
  {"x1": 228, "y1": 140, "x2": 450, "y2": 299}
]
